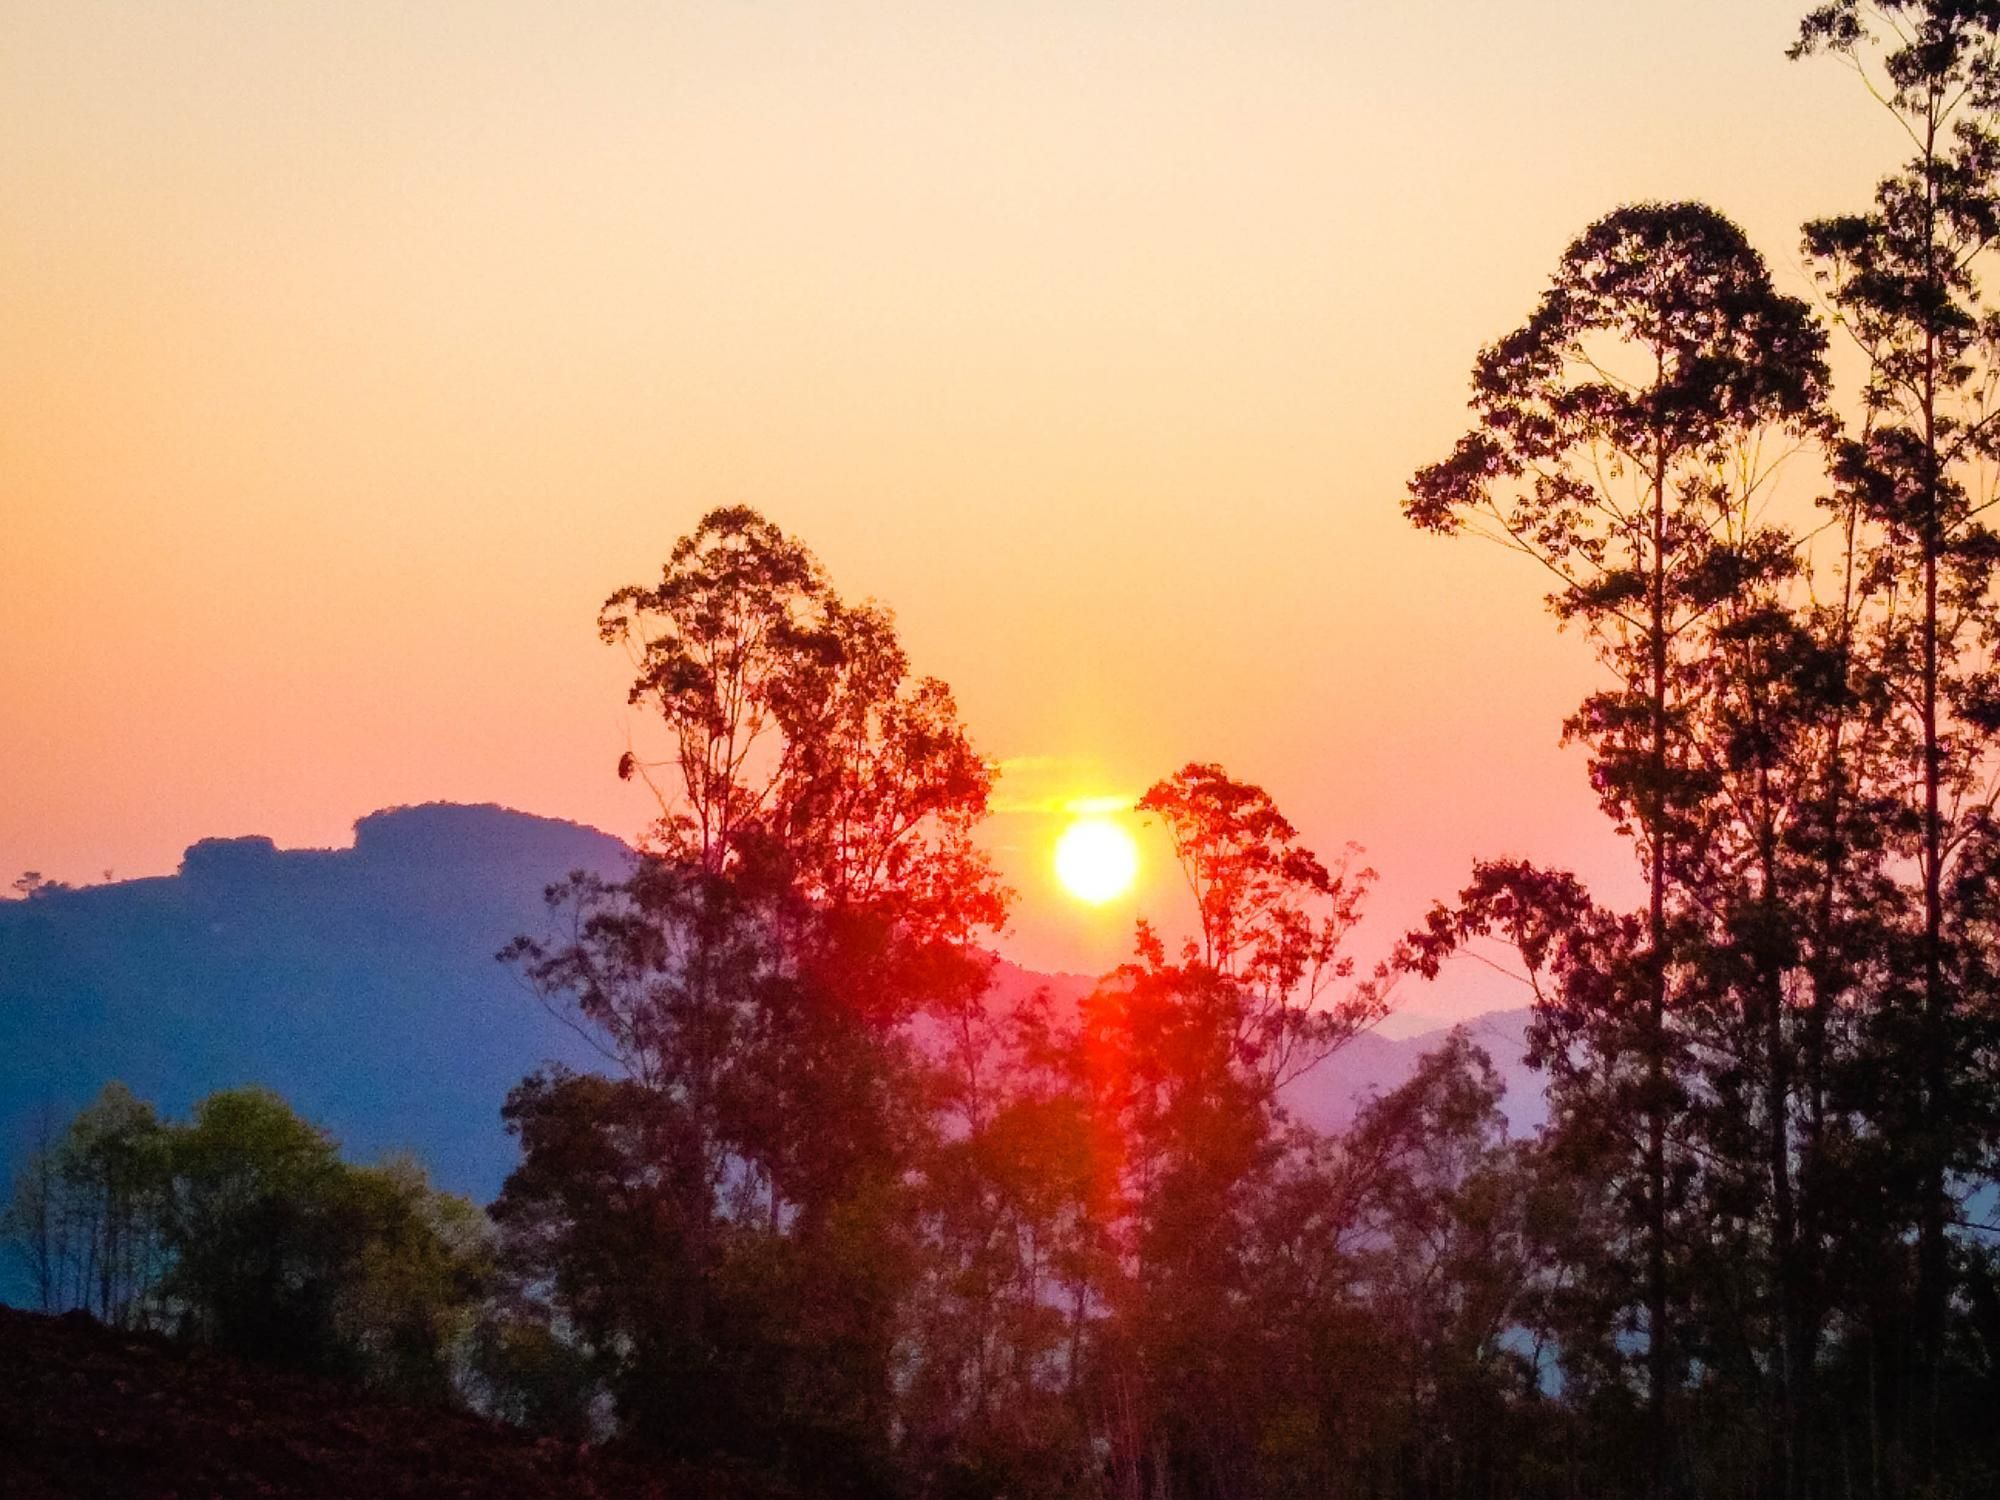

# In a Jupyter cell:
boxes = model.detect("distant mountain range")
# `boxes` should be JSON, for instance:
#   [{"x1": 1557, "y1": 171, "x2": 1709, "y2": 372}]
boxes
[
  {"x1": 0, "y1": 804, "x2": 627, "y2": 1204},
  {"x1": 0, "y1": 802, "x2": 1544, "y2": 1248},
  {"x1": 977, "y1": 965, "x2": 1542, "y2": 1141}
]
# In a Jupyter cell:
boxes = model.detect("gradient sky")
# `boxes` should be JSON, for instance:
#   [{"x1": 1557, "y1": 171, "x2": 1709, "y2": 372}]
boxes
[{"x1": 2, "y1": 1, "x2": 1901, "y2": 1026}]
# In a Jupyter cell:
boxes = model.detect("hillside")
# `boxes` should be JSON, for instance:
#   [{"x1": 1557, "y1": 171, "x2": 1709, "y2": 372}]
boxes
[
  {"x1": 1285, "y1": 1005, "x2": 1542, "y2": 1137},
  {"x1": 0, "y1": 1304, "x2": 767, "y2": 1499}
]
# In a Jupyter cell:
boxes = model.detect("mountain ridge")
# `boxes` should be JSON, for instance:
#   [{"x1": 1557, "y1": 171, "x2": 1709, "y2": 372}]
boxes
[{"x1": 1, "y1": 803, "x2": 1543, "y2": 1289}]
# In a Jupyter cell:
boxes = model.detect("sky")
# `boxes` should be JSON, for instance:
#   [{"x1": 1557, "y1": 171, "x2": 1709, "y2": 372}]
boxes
[{"x1": 1, "y1": 1, "x2": 1905, "y2": 1028}]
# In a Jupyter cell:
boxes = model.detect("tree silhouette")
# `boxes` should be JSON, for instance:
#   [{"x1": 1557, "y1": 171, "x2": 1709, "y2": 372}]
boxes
[
  {"x1": 1042, "y1": 765, "x2": 1388, "y2": 1500},
  {"x1": 499, "y1": 506, "x2": 1005, "y2": 1492},
  {"x1": 1409, "y1": 200, "x2": 1832, "y2": 1489},
  {"x1": 1796, "y1": 8, "x2": 2000, "y2": 1477}
]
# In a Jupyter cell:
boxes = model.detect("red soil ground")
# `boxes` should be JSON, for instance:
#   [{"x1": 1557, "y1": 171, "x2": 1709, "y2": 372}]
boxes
[{"x1": 0, "y1": 1305, "x2": 752, "y2": 1498}]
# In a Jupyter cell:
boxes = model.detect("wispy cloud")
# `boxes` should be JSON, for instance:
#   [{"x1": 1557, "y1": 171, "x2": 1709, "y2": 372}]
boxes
[
  {"x1": 993, "y1": 755, "x2": 1065, "y2": 774},
  {"x1": 987, "y1": 754, "x2": 1140, "y2": 818}
]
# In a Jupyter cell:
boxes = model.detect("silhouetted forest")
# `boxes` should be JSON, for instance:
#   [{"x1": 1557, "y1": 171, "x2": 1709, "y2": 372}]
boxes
[{"x1": 10, "y1": 5, "x2": 2000, "y2": 1497}]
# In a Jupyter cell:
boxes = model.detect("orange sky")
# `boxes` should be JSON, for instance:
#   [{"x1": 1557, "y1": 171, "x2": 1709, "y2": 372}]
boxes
[{"x1": 1, "y1": 1, "x2": 1901, "y2": 1027}]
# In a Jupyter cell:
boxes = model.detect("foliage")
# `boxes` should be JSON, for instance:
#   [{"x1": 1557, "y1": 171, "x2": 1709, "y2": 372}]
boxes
[
  {"x1": 2, "y1": 1084, "x2": 168, "y2": 1326},
  {"x1": 495, "y1": 513, "x2": 1417, "y2": 1499},
  {"x1": 497, "y1": 508, "x2": 1003, "y2": 1495},
  {"x1": 3, "y1": 1083, "x2": 489, "y2": 1402},
  {"x1": 1381, "y1": 8, "x2": 2000, "y2": 1493}
]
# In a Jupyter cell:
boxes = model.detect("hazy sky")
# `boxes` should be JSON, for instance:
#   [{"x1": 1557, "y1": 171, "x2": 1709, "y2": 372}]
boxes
[{"x1": 1, "y1": 1, "x2": 1903, "y2": 1022}]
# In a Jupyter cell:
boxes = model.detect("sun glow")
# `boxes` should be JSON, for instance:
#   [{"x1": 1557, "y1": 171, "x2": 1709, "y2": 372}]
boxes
[{"x1": 1054, "y1": 817, "x2": 1139, "y2": 904}]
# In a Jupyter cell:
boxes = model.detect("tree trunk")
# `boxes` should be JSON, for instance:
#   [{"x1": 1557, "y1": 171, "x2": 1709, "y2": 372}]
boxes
[{"x1": 1646, "y1": 446, "x2": 1675, "y2": 1496}]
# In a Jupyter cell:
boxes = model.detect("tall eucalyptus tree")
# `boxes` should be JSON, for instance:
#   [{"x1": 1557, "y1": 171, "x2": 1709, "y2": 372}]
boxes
[
  {"x1": 1795, "y1": 9, "x2": 2000, "y2": 1468},
  {"x1": 1408, "y1": 201, "x2": 1832, "y2": 1488}
]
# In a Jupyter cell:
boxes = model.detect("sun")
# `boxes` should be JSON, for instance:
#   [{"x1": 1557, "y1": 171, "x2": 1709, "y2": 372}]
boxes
[{"x1": 1054, "y1": 817, "x2": 1139, "y2": 904}]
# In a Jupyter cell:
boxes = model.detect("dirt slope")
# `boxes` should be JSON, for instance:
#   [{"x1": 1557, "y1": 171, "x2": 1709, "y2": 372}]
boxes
[{"x1": 0, "y1": 1306, "x2": 721, "y2": 1499}]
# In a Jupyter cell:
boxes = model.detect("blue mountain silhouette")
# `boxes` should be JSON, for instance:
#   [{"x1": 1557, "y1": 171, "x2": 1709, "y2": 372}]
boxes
[
  {"x1": 0, "y1": 804, "x2": 628, "y2": 1212},
  {"x1": 2, "y1": 802, "x2": 1542, "y2": 1305}
]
